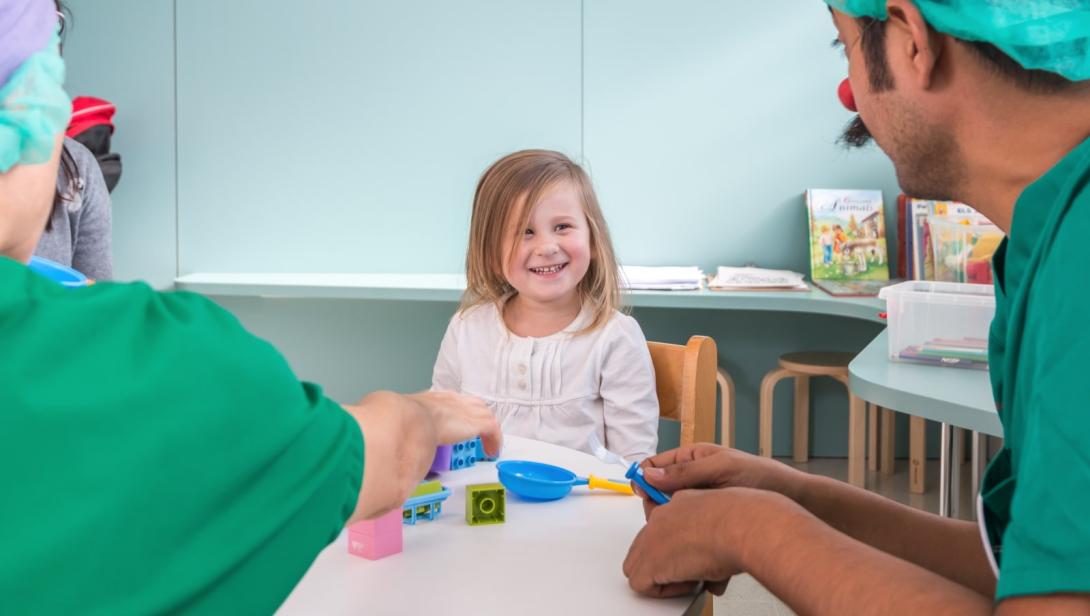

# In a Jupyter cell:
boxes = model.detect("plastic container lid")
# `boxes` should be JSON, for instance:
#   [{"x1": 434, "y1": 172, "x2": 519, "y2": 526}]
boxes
[{"x1": 878, "y1": 280, "x2": 994, "y2": 307}]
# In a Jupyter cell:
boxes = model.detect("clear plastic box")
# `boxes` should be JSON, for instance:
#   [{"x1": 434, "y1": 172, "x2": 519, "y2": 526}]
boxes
[{"x1": 878, "y1": 281, "x2": 995, "y2": 370}]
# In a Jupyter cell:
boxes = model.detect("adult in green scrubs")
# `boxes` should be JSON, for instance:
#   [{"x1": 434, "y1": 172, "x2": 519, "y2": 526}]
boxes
[
  {"x1": 0, "y1": 2, "x2": 501, "y2": 613},
  {"x1": 623, "y1": 1, "x2": 1090, "y2": 614}
]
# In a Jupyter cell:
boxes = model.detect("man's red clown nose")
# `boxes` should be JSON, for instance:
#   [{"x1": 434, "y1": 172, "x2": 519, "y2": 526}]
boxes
[{"x1": 838, "y1": 78, "x2": 857, "y2": 112}]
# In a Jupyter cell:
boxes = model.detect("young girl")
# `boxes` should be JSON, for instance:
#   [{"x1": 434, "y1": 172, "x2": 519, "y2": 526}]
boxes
[{"x1": 432, "y1": 149, "x2": 659, "y2": 461}]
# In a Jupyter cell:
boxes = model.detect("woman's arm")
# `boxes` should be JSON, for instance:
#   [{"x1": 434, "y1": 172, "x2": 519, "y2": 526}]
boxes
[{"x1": 343, "y1": 390, "x2": 501, "y2": 522}]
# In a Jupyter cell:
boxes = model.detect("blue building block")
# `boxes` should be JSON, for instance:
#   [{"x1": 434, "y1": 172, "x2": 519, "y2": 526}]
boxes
[
  {"x1": 449, "y1": 438, "x2": 478, "y2": 470},
  {"x1": 401, "y1": 486, "x2": 452, "y2": 525},
  {"x1": 473, "y1": 435, "x2": 497, "y2": 462}
]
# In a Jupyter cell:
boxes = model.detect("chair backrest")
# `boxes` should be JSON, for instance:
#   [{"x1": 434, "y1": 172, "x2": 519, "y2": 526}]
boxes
[{"x1": 647, "y1": 335, "x2": 718, "y2": 446}]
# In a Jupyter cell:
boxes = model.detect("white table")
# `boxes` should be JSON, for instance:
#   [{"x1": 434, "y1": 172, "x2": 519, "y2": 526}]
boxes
[
  {"x1": 277, "y1": 436, "x2": 702, "y2": 615},
  {"x1": 849, "y1": 331, "x2": 1001, "y2": 518}
]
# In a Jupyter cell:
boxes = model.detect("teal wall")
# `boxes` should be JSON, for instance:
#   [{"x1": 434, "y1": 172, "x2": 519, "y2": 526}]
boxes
[
  {"x1": 63, "y1": 0, "x2": 176, "y2": 288},
  {"x1": 64, "y1": 0, "x2": 939, "y2": 457}
]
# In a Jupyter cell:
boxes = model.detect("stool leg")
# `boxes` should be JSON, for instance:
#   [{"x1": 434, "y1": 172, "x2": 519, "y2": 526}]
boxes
[
  {"x1": 910, "y1": 416, "x2": 927, "y2": 494},
  {"x1": 759, "y1": 368, "x2": 792, "y2": 458},
  {"x1": 793, "y1": 376, "x2": 810, "y2": 463},
  {"x1": 717, "y1": 368, "x2": 736, "y2": 449},
  {"x1": 880, "y1": 407, "x2": 895, "y2": 475},
  {"x1": 868, "y1": 403, "x2": 879, "y2": 472},
  {"x1": 848, "y1": 393, "x2": 866, "y2": 487}
]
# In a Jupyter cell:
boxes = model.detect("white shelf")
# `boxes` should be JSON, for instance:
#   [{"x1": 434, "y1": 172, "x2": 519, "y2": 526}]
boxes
[{"x1": 175, "y1": 272, "x2": 886, "y2": 323}]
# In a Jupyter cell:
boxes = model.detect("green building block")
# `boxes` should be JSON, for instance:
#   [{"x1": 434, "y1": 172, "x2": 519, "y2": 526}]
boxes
[
  {"x1": 465, "y1": 482, "x2": 505, "y2": 526},
  {"x1": 410, "y1": 480, "x2": 443, "y2": 498}
]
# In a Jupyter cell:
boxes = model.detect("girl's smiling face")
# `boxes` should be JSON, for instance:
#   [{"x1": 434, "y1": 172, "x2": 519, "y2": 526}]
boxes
[{"x1": 500, "y1": 180, "x2": 592, "y2": 309}]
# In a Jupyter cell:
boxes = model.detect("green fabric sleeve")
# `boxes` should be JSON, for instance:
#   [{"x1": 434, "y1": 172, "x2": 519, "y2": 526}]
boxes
[
  {"x1": 0, "y1": 260, "x2": 364, "y2": 614},
  {"x1": 996, "y1": 200, "x2": 1090, "y2": 599}
]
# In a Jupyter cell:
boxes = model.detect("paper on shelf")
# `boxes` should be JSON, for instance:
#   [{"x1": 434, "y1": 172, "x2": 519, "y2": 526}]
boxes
[
  {"x1": 708, "y1": 266, "x2": 808, "y2": 291},
  {"x1": 620, "y1": 265, "x2": 704, "y2": 291}
]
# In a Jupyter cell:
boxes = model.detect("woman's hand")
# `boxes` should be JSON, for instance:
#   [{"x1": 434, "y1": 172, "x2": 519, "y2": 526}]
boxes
[
  {"x1": 408, "y1": 391, "x2": 502, "y2": 457},
  {"x1": 345, "y1": 390, "x2": 501, "y2": 522}
]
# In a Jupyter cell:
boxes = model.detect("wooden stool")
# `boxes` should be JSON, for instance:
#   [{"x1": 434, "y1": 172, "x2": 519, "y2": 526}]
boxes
[{"x1": 759, "y1": 351, "x2": 869, "y2": 487}]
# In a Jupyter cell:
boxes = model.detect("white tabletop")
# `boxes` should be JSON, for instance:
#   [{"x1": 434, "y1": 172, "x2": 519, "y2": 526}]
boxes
[
  {"x1": 849, "y1": 331, "x2": 1002, "y2": 436},
  {"x1": 276, "y1": 436, "x2": 699, "y2": 615}
]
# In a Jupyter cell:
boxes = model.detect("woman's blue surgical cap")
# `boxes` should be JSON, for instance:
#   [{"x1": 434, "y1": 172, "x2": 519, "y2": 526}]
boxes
[
  {"x1": 824, "y1": 0, "x2": 1090, "y2": 81},
  {"x1": 0, "y1": 0, "x2": 70, "y2": 172}
]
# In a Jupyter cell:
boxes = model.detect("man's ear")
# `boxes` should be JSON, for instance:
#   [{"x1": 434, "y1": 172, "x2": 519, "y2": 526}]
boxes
[{"x1": 885, "y1": 0, "x2": 944, "y2": 90}]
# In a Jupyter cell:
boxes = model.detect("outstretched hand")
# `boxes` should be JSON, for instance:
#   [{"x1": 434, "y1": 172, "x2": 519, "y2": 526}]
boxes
[
  {"x1": 634, "y1": 443, "x2": 802, "y2": 517},
  {"x1": 410, "y1": 391, "x2": 503, "y2": 457}
]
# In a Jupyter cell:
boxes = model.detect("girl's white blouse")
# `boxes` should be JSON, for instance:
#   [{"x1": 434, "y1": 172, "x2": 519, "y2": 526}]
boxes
[{"x1": 432, "y1": 302, "x2": 659, "y2": 461}]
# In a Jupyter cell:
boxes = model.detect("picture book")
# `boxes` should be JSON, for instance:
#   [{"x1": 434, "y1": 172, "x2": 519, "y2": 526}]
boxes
[
  {"x1": 806, "y1": 189, "x2": 890, "y2": 296},
  {"x1": 907, "y1": 199, "x2": 999, "y2": 283}
]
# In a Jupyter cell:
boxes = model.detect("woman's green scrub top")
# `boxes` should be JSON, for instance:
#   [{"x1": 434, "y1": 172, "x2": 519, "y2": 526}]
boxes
[
  {"x1": 0, "y1": 259, "x2": 364, "y2": 614},
  {"x1": 982, "y1": 135, "x2": 1090, "y2": 600}
]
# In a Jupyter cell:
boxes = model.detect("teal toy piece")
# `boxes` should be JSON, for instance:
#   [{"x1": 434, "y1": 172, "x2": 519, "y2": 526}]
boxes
[
  {"x1": 625, "y1": 462, "x2": 671, "y2": 505},
  {"x1": 401, "y1": 486, "x2": 452, "y2": 525},
  {"x1": 28, "y1": 256, "x2": 90, "y2": 288}
]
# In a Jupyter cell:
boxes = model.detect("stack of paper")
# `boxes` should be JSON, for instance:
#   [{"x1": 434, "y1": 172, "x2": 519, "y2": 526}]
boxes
[
  {"x1": 620, "y1": 266, "x2": 704, "y2": 291},
  {"x1": 708, "y1": 266, "x2": 808, "y2": 291}
]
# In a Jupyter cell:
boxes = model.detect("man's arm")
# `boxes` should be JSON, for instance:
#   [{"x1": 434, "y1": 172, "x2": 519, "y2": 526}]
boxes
[
  {"x1": 639, "y1": 444, "x2": 995, "y2": 595},
  {"x1": 788, "y1": 472, "x2": 996, "y2": 596},
  {"x1": 625, "y1": 488, "x2": 1090, "y2": 615}
]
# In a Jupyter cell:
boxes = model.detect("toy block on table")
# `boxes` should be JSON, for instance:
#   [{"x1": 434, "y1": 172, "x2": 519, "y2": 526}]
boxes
[
  {"x1": 466, "y1": 482, "x2": 506, "y2": 526},
  {"x1": 402, "y1": 481, "x2": 452, "y2": 525},
  {"x1": 430, "y1": 444, "x2": 453, "y2": 474},
  {"x1": 347, "y1": 508, "x2": 402, "y2": 560},
  {"x1": 473, "y1": 435, "x2": 498, "y2": 462},
  {"x1": 449, "y1": 438, "x2": 478, "y2": 470}
]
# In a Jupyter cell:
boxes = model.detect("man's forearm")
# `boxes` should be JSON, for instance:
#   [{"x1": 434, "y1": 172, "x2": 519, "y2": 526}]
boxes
[
  {"x1": 782, "y1": 470, "x2": 996, "y2": 596},
  {"x1": 738, "y1": 494, "x2": 994, "y2": 615}
]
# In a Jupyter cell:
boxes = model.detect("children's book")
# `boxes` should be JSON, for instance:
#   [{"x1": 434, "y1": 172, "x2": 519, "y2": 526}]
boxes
[
  {"x1": 907, "y1": 199, "x2": 999, "y2": 283},
  {"x1": 806, "y1": 189, "x2": 890, "y2": 297}
]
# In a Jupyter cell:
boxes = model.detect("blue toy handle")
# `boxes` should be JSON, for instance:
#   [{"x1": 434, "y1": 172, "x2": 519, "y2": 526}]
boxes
[
  {"x1": 625, "y1": 462, "x2": 671, "y2": 505},
  {"x1": 573, "y1": 478, "x2": 589, "y2": 487}
]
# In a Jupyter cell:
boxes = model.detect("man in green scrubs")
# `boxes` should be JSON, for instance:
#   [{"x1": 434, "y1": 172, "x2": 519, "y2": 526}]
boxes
[
  {"x1": 0, "y1": 2, "x2": 501, "y2": 613},
  {"x1": 624, "y1": 1, "x2": 1090, "y2": 613}
]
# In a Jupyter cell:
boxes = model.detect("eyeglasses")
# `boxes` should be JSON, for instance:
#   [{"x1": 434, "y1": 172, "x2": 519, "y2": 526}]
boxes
[{"x1": 56, "y1": 10, "x2": 66, "y2": 40}]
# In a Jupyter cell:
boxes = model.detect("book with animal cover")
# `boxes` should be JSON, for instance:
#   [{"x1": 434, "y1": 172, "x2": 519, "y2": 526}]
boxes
[{"x1": 806, "y1": 189, "x2": 890, "y2": 296}]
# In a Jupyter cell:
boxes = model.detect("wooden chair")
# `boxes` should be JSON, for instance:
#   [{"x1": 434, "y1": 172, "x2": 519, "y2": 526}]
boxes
[
  {"x1": 647, "y1": 335, "x2": 719, "y2": 616},
  {"x1": 647, "y1": 336, "x2": 719, "y2": 447}
]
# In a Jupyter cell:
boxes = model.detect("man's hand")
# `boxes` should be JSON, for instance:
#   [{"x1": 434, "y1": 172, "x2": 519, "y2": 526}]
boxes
[
  {"x1": 408, "y1": 391, "x2": 503, "y2": 457},
  {"x1": 635, "y1": 443, "x2": 804, "y2": 517},
  {"x1": 623, "y1": 487, "x2": 795, "y2": 598}
]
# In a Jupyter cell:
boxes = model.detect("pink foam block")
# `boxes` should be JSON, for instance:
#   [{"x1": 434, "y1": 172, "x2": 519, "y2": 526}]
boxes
[{"x1": 347, "y1": 508, "x2": 403, "y2": 560}]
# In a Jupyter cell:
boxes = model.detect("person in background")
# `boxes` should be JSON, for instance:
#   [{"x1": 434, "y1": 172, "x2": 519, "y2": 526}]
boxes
[
  {"x1": 32, "y1": 0, "x2": 112, "y2": 280},
  {"x1": 624, "y1": 1, "x2": 1090, "y2": 614},
  {"x1": 0, "y1": 1, "x2": 501, "y2": 612}
]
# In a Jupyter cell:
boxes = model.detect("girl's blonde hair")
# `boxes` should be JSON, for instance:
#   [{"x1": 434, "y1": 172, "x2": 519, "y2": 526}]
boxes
[{"x1": 461, "y1": 149, "x2": 622, "y2": 333}]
